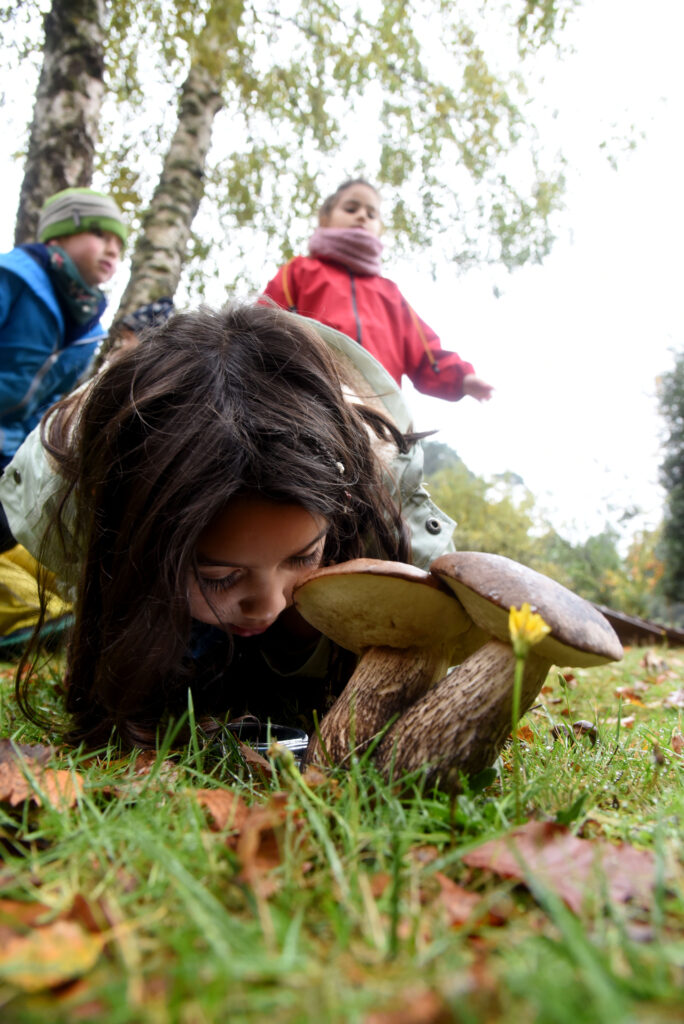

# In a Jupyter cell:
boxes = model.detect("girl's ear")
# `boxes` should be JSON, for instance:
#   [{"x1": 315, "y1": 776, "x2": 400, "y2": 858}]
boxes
[{"x1": 318, "y1": 212, "x2": 331, "y2": 227}]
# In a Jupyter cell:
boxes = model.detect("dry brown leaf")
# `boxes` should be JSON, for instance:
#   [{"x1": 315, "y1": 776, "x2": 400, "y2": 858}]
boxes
[
  {"x1": 409, "y1": 845, "x2": 440, "y2": 867},
  {"x1": 516, "y1": 725, "x2": 535, "y2": 744},
  {"x1": 236, "y1": 792, "x2": 293, "y2": 883},
  {"x1": 0, "y1": 739, "x2": 53, "y2": 765},
  {"x1": 0, "y1": 898, "x2": 53, "y2": 930},
  {"x1": 0, "y1": 919, "x2": 103, "y2": 992},
  {"x1": 39, "y1": 767, "x2": 84, "y2": 808},
  {"x1": 132, "y1": 751, "x2": 158, "y2": 773},
  {"x1": 615, "y1": 682, "x2": 649, "y2": 697},
  {"x1": 671, "y1": 731, "x2": 683, "y2": 755},
  {"x1": 0, "y1": 754, "x2": 83, "y2": 809},
  {"x1": 364, "y1": 989, "x2": 455, "y2": 1024},
  {"x1": 462, "y1": 821, "x2": 655, "y2": 915},
  {"x1": 300, "y1": 764, "x2": 336, "y2": 789},
  {"x1": 369, "y1": 871, "x2": 391, "y2": 899},
  {"x1": 605, "y1": 714, "x2": 635, "y2": 728},
  {"x1": 193, "y1": 788, "x2": 249, "y2": 832},
  {"x1": 236, "y1": 741, "x2": 272, "y2": 770},
  {"x1": 433, "y1": 872, "x2": 482, "y2": 926}
]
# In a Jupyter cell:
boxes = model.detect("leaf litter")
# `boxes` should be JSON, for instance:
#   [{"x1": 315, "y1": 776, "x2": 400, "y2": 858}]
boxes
[{"x1": 462, "y1": 820, "x2": 656, "y2": 914}]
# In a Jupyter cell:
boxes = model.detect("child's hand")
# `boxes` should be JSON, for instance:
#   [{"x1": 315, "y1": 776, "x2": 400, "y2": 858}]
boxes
[{"x1": 463, "y1": 374, "x2": 494, "y2": 402}]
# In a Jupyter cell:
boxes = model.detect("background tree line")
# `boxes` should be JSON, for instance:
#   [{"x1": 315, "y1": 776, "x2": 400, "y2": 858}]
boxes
[{"x1": 423, "y1": 440, "x2": 681, "y2": 627}]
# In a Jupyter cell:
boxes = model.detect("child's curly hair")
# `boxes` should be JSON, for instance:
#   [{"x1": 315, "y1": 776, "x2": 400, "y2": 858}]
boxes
[{"x1": 21, "y1": 303, "x2": 413, "y2": 748}]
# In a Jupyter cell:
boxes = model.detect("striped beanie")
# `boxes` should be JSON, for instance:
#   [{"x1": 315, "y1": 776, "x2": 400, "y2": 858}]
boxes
[{"x1": 38, "y1": 188, "x2": 128, "y2": 248}]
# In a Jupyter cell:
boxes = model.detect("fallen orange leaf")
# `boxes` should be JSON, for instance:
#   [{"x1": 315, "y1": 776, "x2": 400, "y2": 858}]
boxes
[
  {"x1": 194, "y1": 788, "x2": 249, "y2": 832},
  {"x1": 0, "y1": 898, "x2": 53, "y2": 930},
  {"x1": 605, "y1": 715, "x2": 635, "y2": 728},
  {"x1": 0, "y1": 920, "x2": 103, "y2": 992},
  {"x1": 433, "y1": 872, "x2": 482, "y2": 926},
  {"x1": 0, "y1": 756, "x2": 83, "y2": 809},
  {"x1": 236, "y1": 792, "x2": 294, "y2": 885},
  {"x1": 462, "y1": 821, "x2": 655, "y2": 914}
]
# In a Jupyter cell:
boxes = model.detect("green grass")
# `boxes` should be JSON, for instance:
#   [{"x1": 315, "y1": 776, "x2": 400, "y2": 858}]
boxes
[{"x1": 0, "y1": 646, "x2": 682, "y2": 1023}]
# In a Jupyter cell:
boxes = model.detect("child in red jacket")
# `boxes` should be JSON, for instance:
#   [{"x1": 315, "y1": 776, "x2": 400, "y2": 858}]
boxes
[{"x1": 262, "y1": 178, "x2": 493, "y2": 404}]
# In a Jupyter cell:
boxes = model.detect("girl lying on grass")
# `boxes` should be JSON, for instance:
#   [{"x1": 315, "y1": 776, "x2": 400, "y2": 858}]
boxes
[
  {"x1": 0, "y1": 304, "x2": 621, "y2": 784},
  {"x1": 0, "y1": 303, "x2": 458, "y2": 752}
]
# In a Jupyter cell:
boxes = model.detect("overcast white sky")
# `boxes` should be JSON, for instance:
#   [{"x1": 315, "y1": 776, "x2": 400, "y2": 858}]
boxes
[
  {"x1": 390, "y1": 1, "x2": 683, "y2": 544},
  {"x1": 1, "y1": 0, "x2": 681, "y2": 548}
]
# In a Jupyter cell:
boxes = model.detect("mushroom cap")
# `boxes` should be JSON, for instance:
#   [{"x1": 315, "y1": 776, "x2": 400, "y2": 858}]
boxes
[
  {"x1": 431, "y1": 552, "x2": 623, "y2": 668},
  {"x1": 293, "y1": 558, "x2": 474, "y2": 655}
]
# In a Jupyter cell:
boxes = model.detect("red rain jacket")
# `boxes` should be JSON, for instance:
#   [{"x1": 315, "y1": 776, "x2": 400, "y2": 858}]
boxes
[{"x1": 262, "y1": 256, "x2": 475, "y2": 401}]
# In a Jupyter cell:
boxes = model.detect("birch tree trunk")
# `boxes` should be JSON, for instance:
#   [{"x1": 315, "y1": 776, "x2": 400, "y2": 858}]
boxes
[
  {"x1": 14, "y1": 0, "x2": 106, "y2": 245},
  {"x1": 114, "y1": 61, "x2": 224, "y2": 319}
]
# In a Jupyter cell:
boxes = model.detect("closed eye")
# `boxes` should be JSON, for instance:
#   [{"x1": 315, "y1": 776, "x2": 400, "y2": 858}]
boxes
[
  {"x1": 288, "y1": 550, "x2": 322, "y2": 569},
  {"x1": 199, "y1": 570, "x2": 243, "y2": 593}
]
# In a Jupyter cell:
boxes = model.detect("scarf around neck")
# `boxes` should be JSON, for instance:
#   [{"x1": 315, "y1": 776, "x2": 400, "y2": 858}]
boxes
[
  {"x1": 308, "y1": 227, "x2": 383, "y2": 276},
  {"x1": 43, "y1": 244, "x2": 105, "y2": 325},
  {"x1": 22, "y1": 242, "x2": 105, "y2": 329}
]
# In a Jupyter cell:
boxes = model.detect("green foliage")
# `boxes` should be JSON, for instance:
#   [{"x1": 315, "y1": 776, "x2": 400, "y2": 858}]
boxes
[
  {"x1": 423, "y1": 440, "x2": 669, "y2": 619},
  {"x1": 4, "y1": 0, "x2": 578, "y2": 295},
  {"x1": 658, "y1": 351, "x2": 684, "y2": 605}
]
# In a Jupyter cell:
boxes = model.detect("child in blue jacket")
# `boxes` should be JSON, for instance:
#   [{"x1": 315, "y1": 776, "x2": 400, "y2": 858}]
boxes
[{"x1": 0, "y1": 186, "x2": 127, "y2": 548}]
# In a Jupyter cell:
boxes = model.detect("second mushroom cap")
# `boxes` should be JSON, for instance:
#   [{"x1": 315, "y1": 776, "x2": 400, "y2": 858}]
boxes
[{"x1": 430, "y1": 551, "x2": 623, "y2": 667}]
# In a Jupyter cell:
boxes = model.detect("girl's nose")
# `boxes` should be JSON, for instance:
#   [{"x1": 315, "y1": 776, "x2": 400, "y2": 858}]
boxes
[{"x1": 239, "y1": 581, "x2": 289, "y2": 622}]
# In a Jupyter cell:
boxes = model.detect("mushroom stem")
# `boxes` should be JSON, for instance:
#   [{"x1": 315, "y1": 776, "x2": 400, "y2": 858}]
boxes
[
  {"x1": 307, "y1": 645, "x2": 453, "y2": 766},
  {"x1": 372, "y1": 639, "x2": 549, "y2": 789}
]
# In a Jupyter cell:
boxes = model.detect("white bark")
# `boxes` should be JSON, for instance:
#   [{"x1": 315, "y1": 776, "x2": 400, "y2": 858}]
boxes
[
  {"x1": 15, "y1": 0, "x2": 106, "y2": 245},
  {"x1": 115, "y1": 61, "x2": 223, "y2": 318}
]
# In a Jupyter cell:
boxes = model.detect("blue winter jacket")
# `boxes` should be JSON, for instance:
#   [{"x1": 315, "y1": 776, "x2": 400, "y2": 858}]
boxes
[{"x1": 0, "y1": 246, "x2": 105, "y2": 464}]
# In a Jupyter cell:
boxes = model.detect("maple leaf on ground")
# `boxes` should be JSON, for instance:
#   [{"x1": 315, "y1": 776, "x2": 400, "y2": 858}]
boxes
[
  {"x1": 0, "y1": 739, "x2": 53, "y2": 764},
  {"x1": 432, "y1": 872, "x2": 513, "y2": 928},
  {"x1": 462, "y1": 821, "x2": 655, "y2": 915},
  {"x1": 0, "y1": 919, "x2": 104, "y2": 992},
  {"x1": 605, "y1": 715, "x2": 636, "y2": 728},
  {"x1": 0, "y1": 742, "x2": 83, "y2": 809},
  {"x1": 432, "y1": 872, "x2": 485, "y2": 926},
  {"x1": 193, "y1": 787, "x2": 249, "y2": 832},
  {"x1": 236, "y1": 792, "x2": 297, "y2": 890}
]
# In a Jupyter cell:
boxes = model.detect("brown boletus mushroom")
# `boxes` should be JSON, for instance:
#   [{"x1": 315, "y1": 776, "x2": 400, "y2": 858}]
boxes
[
  {"x1": 292, "y1": 558, "x2": 489, "y2": 764},
  {"x1": 372, "y1": 551, "x2": 623, "y2": 786}
]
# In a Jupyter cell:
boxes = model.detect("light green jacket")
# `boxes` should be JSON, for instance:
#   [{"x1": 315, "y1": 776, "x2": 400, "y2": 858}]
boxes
[{"x1": 0, "y1": 316, "x2": 455, "y2": 579}]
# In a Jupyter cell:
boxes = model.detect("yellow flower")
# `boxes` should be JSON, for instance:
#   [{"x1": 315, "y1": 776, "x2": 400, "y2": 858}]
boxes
[{"x1": 509, "y1": 602, "x2": 551, "y2": 658}]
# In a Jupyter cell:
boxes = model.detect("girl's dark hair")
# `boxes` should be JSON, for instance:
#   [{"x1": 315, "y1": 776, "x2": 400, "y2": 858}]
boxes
[
  {"x1": 20, "y1": 304, "x2": 411, "y2": 747},
  {"x1": 318, "y1": 178, "x2": 380, "y2": 222}
]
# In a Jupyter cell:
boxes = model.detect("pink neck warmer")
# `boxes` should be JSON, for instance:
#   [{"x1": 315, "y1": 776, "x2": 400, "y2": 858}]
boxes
[{"x1": 308, "y1": 227, "x2": 383, "y2": 276}]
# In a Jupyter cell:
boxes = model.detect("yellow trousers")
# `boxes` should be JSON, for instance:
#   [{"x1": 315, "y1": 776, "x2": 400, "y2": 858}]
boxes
[{"x1": 0, "y1": 544, "x2": 71, "y2": 638}]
